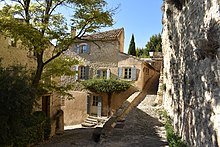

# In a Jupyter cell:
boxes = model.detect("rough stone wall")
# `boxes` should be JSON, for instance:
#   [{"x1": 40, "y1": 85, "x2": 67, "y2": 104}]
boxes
[{"x1": 162, "y1": 0, "x2": 220, "y2": 146}]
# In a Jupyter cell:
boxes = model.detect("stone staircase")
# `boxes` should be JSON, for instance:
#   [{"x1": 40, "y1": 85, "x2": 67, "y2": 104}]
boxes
[{"x1": 81, "y1": 115, "x2": 107, "y2": 127}]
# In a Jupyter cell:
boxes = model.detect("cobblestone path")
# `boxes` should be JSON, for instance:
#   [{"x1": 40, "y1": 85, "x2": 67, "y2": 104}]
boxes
[
  {"x1": 99, "y1": 95, "x2": 168, "y2": 147},
  {"x1": 37, "y1": 95, "x2": 168, "y2": 147}
]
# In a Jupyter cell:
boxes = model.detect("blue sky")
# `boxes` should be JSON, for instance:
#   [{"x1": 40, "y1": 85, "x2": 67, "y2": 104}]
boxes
[
  {"x1": 1, "y1": 0, "x2": 163, "y2": 53},
  {"x1": 105, "y1": 0, "x2": 163, "y2": 53}
]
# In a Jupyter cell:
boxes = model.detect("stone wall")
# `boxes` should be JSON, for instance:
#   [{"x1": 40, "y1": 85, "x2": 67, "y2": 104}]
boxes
[{"x1": 162, "y1": 0, "x2": 220, "y2": 146}]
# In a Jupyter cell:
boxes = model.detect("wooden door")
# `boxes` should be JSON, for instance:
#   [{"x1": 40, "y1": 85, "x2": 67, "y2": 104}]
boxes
[{"x1": 42, "y1": 95, "x2": 50, "y2": 117}]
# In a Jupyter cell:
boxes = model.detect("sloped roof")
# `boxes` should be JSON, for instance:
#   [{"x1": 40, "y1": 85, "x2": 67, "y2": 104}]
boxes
[
  {"x1": 118, "y1": 52, "x2": 156, "y2": 71},
  {"x1": 82, "y1": 28, "x2": 124, "y2": 41}
]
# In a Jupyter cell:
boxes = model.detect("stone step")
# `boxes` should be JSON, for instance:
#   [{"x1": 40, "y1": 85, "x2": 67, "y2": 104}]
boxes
[
  {"x1": 81, "y1": 122, "x2": 97, "y2": 127},
  {"x1": 88, "y1": 115, "x2": 99, "y2": 119},
  {"x1": 86, "y1": 117, "x2": 98, "y2": 123},
  {"x1": 81, "y1": 116, "x2": 99, "y2": 127},
  {"x1": 84, "y1": 120, "x2": 97, "y2": 124}
]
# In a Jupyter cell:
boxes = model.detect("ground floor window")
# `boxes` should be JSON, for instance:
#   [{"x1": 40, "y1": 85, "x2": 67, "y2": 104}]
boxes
[{"x1": 92, "y1": 96, "x2": 99, "y2": 106}]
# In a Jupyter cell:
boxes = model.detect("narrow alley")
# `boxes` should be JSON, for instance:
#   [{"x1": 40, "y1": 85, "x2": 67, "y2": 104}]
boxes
[{"x1": 37, "y1": 94, "x2": 168, "y2": 147}]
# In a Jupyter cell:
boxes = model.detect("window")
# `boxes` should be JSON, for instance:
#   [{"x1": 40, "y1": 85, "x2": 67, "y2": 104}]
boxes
[
  {"x1": 124, "y1": 68, "x2": 132, "y2": 79},
  {"x1": 79, "y1": 45, "x2": 87, "y2": 53},
  {"x1": 77, "y1": 66, "x2": 89, "y2": 80},
  {"x1": 97, "y1": 69, "x2": 110, "y2": 79},
  {"x1": 75, "y1": 43, "x2": 90, "y2": 54},
  {"x1": 118, "y1": 66, "x2": 136, "y2": 81},
  {"x1": 79, "y1": 66, "x2": 86, "y2": 79},
  {"x1": 92, "y1": 96, "x2": 99, "y2": 106}
]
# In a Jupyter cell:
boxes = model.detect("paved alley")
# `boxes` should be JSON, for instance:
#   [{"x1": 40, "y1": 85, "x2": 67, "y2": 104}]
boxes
[{"x1": 37, "y1": 95, "x2": 168, "y2": 147}]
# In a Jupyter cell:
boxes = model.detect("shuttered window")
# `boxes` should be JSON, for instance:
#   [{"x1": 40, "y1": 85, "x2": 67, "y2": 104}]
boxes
[
  {"x1": 118, "y1": 66, "x2": 136, "y2": 81},
  {"x1": 124, "y1": 68, "x2": 132, "y2": 79},
  {"x1": 75, "y1": 43, "x2": 90, "y2": 54},
  {"x1": 78, "y1": 66, "x2": 89, "y2": 80},
  {"x1": 97, "y1": 69, "x2": 110, "y2": 79}
]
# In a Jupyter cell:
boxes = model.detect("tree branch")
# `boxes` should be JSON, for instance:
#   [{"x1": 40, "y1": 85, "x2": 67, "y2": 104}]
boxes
[{"x1": 49, "y1": 0, "x2": 66, "y2": 16}]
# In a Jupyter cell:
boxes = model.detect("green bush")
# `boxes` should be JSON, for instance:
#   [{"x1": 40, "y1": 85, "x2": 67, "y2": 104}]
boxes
[
  {"x1": 0, "y1": 65, "x2": 36, "y2": 146},
  {"x1": 163, "y1": 84, "x2": 166, "y2": 91},
  {"x1": 160, "y1": 110, "x2": 187, "y2": 147},
  {"x1": 14, "y1": 111, "x2": 51, "y2": 146},
  {"x1": 0, "y1": 65, "x2": 51, "y2": 146}
]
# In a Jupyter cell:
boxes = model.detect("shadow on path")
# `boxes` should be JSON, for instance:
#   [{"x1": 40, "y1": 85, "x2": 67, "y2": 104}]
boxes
[{"x1": 100, "y1": 106, "x2": 168, "y2": 147}]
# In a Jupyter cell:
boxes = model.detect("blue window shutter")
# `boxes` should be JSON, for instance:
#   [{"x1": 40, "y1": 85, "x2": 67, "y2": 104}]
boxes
[
  {"x1": 118, "y1": 67, "x2": 122, "y2": 79},
  {"x1": 76, "y1": 45, "x2": 80, "y2": 54},
  {"x1": 131, "y1": 65, "x2": 136, "y2": 81},
  {"x1": 85, "y1": 66, "x2": 89, "y2": 80},
  {"x1": 107, "y1": 69, "x2": 110, "y2": 79},
  {"x1": 86, "y1": 44, "x2": 90, "y2": 54},
  {"x1": 87, "y1": 95, "x2": 91, "y2": 114},
  {"x1": 97, "y1": 96, "x2": 102, "y2": 117}
]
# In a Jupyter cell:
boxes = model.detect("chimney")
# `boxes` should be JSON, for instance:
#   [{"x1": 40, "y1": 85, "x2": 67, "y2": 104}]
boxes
[{"x1": 71, "y1": 27, "x2": 76, "y2": 38}]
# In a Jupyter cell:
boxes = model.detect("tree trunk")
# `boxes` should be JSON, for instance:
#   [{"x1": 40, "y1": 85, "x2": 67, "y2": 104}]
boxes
[
  {"x1": 107, "y1": 93, "x2": 112, "y2": 117},
  {"x1": 32, "y1": 52, "x2": 44, "y2": 88}
]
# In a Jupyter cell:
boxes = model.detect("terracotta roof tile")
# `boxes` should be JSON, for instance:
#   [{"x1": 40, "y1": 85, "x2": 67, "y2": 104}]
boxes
[{"x1": 82, "y1": 28, "x2": 124, "y2": 41}]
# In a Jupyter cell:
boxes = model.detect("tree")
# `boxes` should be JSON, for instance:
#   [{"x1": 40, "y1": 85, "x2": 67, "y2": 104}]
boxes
[
  {"x1": 145, "y1": 34, "x2": 162, "y2": 52},
  {"x1": 136, "y1": 47, "x2": 143, "y2": 57},
  {"x1": 0, "y1": 0, "x2": 115, "y2": 88},
  {"x1": 0, "y1": 65, "x2": 36, "y2": 145},
  {"x1": 128, "y1": 34, "x2": 136, "y2": 56},
  {"x1": 82, "y1": 79, "x2": 131, "y2": 116}
]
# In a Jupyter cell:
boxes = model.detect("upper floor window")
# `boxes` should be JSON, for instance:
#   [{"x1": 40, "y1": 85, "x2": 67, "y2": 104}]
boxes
[
  {"x1": 77, "y1": 65, "x2": 89, "y2": 80},
  {"x1": 79, "y1": 66, "x2": 86, "y2": 79},
  {"x1": 96, "y1": 68, "x2": 110, "y2": 79},
  {"x1": 124, "y1": 68, "x2": 132, "y2": 79},
  {"x1": 75, "y1": 43, "x2": 90, "y2": 54},
  {"x1": 118, "y1": 66, "x2": 136, "y2": 81}
]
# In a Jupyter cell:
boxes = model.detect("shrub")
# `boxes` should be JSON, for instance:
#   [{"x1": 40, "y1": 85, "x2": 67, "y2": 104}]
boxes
[
  {"x1": 0, "y1": 65, "x2": 51, "y2": 146},
  {"x1": 0, "y1": 65, "x2": 36, "y2": 146},
  {"x1": 14, "y1": 111, "x2": 51, "y2": 146},
  {"x1": 160, "y1": 110, "x2": 187, "y2": 147}
]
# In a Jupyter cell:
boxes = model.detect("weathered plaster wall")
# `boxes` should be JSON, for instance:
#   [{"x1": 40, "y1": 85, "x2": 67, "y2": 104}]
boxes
[
  {"x1": 0, "y1": 34, "x2": 36, "y2": 68},
  {"x1": 0, "y1": 34, "x2": 64, "y2": 137},
  {"x1": 162, "y1": 0, "x2": 220, "y2": 146},
  {"x1": 61, "y1": 91, "x2": 88, "y2": 125}
]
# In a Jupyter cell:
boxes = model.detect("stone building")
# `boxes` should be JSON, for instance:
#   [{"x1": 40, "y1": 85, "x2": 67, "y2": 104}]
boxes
[
  {"x1": 61, "y1": 28, "x2": 157, "y2": 125},
  {"x1": 162, "y1": 0, "x2": 220, "y2": 146},
  {"x1": 0, "y1": 33, "x2": 64, "y2": 137}
]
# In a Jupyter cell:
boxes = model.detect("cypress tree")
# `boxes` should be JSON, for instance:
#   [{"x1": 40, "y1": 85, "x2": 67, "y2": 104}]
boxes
[{"x1": 128, "y1": 34, "x2": 136, "y2": 56}]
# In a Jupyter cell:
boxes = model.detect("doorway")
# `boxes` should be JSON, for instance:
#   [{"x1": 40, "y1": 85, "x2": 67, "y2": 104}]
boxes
[
  {"x1": 89, "y1": 95, "x2": 102, "y2": 117},
  {"x1": 42, "y1": 95, "x2": 50, "y2": 117}
]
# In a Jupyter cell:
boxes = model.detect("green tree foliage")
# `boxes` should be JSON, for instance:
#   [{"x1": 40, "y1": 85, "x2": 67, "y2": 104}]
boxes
[
  {"x1": 136, "y1": 47, "x2": 149, "y2": 58},
  {"x1": 82, "y1": 79, "x2": 131, "y2": 116},
  {"x1": 145, "y1": 34, "x2": 162, "y2": 52},
  {"x1": 40, "y1": 57, "x2": 79, "y2": 96},
  {"x1": 0, "y1": 65, "x2": 36, "y2": 146},
  {"x1": 128, "y1": 34, "x2": 136, "y2": 56},
  {"x1": 136, "y1": 34, "x2": 162, "y2": 57},
  {"x1": 0, "y1": 0, "x2": 115, "y2": 88}
]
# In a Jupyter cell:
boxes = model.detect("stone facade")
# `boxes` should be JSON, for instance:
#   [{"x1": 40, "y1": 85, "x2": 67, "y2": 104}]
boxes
[
  {"x1": 62, "y1": 28, "x2": 157, "y2": 125},
  {"x1": 162, "y1": 0, "x2": 220, "y2": 146}
]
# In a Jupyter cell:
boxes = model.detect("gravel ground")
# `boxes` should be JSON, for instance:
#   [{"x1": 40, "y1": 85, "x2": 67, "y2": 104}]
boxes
[{"x1": 36, "y1": 95, "x2": 168, "y2": 147}]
